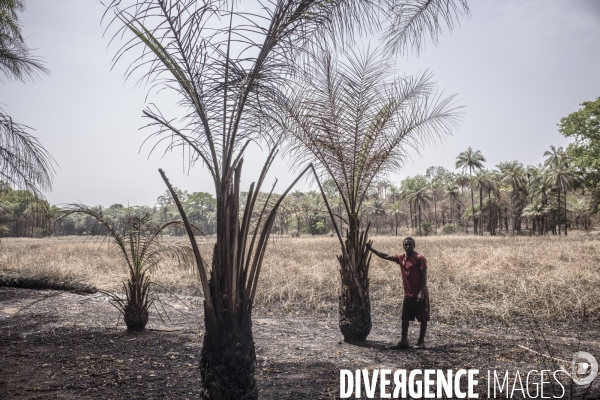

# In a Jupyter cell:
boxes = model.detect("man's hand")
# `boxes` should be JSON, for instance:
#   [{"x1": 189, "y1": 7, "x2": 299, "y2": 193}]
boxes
[
  {"x1": 417, "y1": 291, "x2": 424, "y2": 302},
  {"x1": 366, "y1": 243, "x2": 373, "y2": 251}
]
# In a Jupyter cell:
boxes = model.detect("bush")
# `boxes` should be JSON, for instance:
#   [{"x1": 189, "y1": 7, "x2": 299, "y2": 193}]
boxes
[
  {"x1": 421, "y1": 222, "x2": 433, "y2": 236},
  {"x1": 442, "y1": 223, "x2": 456, "y2": 234}
]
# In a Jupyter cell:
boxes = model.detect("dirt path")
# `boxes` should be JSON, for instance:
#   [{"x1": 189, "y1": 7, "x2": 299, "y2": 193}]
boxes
[{"x1": 1, "y1": 288, "x2": 599, "y2": 399}]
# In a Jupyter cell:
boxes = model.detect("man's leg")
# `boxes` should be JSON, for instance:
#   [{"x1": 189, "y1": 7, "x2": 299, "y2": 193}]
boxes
[
  {"x1": 417, "y1": 321, "x2": 427, "y2": 345},
  {"x1": 401, "y1": 320, "x2": 410, "y2": 344},
  {"x1": 391, "y1": 320, "x2": 410, "y2": 349}
]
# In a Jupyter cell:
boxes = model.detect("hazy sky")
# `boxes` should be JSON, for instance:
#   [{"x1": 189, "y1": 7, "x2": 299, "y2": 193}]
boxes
[{"x1": 3, "y1": 0, "x2": 600, "y2": 207}]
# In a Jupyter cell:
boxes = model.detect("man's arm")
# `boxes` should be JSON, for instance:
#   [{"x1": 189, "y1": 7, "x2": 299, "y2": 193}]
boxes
[
  {"x1": 365, "y1": 243, "x2": 396, "y2": 261},
  {"x1": 417, "y1": 269, "x2": 427, "y2": 302}
]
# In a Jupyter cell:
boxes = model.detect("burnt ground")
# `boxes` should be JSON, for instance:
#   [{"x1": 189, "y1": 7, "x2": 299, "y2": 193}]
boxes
[{"x1": 1, "y1": 287, "x2": 599, "y2": 399}]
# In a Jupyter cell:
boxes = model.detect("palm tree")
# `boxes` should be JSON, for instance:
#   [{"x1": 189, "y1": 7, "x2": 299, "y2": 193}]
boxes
[
  {"x1": 521, "y1": 201, "x2": 547, "y2": 236},
  {"x1": 103, "y1": 1, "x2": 390, "y2": 396},
  {"x1": 455, "y1": 147, "x2": 485, "y2": 234},
  {"x1": 428, "y1": 176, "x2": 443, "y2": 234},
  {"x1": 444, "y1": 183, "x2": 460, "y2": 227},
  {"x1": 470, "y1": 170, "x2": 496, "y2": 235},
  {"x1": 58, "y1": 206, "x2": 191, "y2": 331},
  {"x1": 408, "y1": 177, "x2": 432, "y2": 236},
  {"x1": 367, "y1": 199, "x2": 386, "y2": 234},
  {"x1": 387, "y1": 201, "x2": 405, "y2": 236},
  {"x1": 546, "y1": 159, "x2": 578, "y2": 235},
  {"x1": 278, "y1": 49, "x2": 459, "y2": 342},
  {"x1": 497, "y1": 161, "x2": 525, "y2": 234},
  {"x1": 1, "y1": 0, "x2": 54, "y2": 197}
]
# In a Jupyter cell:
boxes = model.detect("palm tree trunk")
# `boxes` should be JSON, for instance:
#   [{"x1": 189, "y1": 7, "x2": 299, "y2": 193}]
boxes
[
  {"x1": 470, "y1": 186, "x2": 475, "y2": 236},
  {"x1": 557, "y1": 190, "x2": 561, "y2": 235},
  {"x1": 479, "y1": 186, "x2": 483, "y2": 236},
  {"x1": 418, "y1": 202, "x2": 422, "y2": 236},
  {"x1": 434, "y1": 194, "x2": 438, "y2": 234},
  {"x1": 338, "y1": 216, "x2": 372, "y2": 342},
  {"x1": 564, "y1": 188, "x2": 568, "y2": 236}
]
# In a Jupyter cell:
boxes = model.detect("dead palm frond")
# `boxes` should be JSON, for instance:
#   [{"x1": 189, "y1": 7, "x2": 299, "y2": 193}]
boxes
[{"x1": 57, "y1": 205, "x2": 196, "y2": 331}]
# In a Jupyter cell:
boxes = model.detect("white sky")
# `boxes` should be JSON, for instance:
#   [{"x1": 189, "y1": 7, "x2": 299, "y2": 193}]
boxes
[{"x1": 2, "y1": 0, "x2": 600, "y2": 207}]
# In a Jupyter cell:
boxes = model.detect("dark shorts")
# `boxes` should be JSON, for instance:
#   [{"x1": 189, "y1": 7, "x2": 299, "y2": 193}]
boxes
[{"x1": 401, "y1": 295, "x2": 430, "y2": 322}]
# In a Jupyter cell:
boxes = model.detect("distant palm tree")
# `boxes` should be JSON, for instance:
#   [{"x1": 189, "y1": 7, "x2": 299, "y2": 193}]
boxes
[
  {"x1": 471, "y1": 170, "x2": 496, "y2": 235},
  {"x1": 521, "y1": 201, "x2": 547, "y2": 236},
  {"x1": 444, "y1": 183, "x2": 460, "y2": 227},
  {"x1": 408, "y1": 178, "x2": 432, "y2": 236},
  {"x1": 543, "y1": 145, "x2": 567, "y2": 169},
  {"x1": 366, "y1": 199, "x2": 386, "y2": 233},
  {"x1": 456, "y1": 147, "x2": 485, "y2": 235},
  {"x1": 498, "y1": 161, "x2": 525, "y2": 234},
  {"x1": 386, "y1": 201, "x2": 405, "y2": 236},
  {"x1": 546, "y1": 160, "x2": 577, "y2": 235}
]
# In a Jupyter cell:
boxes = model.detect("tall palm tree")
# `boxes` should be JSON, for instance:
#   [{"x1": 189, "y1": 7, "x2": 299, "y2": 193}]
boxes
[
  {"x1": 103, "y1": 1, "x2": 389, "y2": 396},
  {"x1": 1, "y1": 0, "x2": 54, "y2": 197},
  {"x1": 278, "y1": 49, "x2": 459, "y2": 342},
  {"x1": 444, "y1": 183, "x2": 460, "y2": 227},
  {"x1": 521, "y1": 201, "x2": 547, "y2": 236},
  {"x1": 428, "y1": 176, "x2": 443, "y2": 234},
  {"x1": 471, "y1": 170, "x2": 496, "y2": 235},
  {"x1": 497, "y1": 161, "x2": 525, "y2": 234},
  {"x1": 408, "y1": 177, "x2": 432, "y2": 236},
  {"x1": 387, "y1": 201, "x2": 405, "y2": 236},
  {"x1": 455, "y1": 147, "x2": 485, "y2": 235},
  {"x1": 367, "y1": 199, "x2": 386, "y2": 233},
  {"x1": 546, "y1": 159, "x2": 578, "y2": 235}
]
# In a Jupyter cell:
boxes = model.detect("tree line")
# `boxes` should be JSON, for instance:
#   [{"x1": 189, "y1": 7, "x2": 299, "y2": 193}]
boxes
[{"x1": 1, "y1": 143, "x2": 595, "y2": 238}]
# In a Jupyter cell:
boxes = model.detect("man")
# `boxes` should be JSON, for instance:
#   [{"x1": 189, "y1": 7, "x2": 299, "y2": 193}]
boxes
[{"x1": 366, "y1": 237, "x2": 429, "y2": 349}]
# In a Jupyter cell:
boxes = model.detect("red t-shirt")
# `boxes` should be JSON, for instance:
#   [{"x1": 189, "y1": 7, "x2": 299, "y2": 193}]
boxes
[{"x1": 391, "y1": 252, "x2": 428, "y2": 297}]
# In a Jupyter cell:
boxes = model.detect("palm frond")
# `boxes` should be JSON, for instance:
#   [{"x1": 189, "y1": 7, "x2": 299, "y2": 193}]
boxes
[{"x1": 383, "y1": 0, "x2": 469, "y2": 56}]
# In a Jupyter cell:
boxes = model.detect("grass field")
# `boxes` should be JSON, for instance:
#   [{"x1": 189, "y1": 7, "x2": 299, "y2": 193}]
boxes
[{"x1": 1, "y1": 233, "x2": 599, "y2": 326}]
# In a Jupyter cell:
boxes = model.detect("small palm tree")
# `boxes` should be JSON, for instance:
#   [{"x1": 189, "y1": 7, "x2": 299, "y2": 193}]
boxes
[
  {"x1": 456, "y1": 147, "x2": 485, "y2": 235},
  {"x1": 59, "y1": 205, "x2": 193, "y2": 331}
]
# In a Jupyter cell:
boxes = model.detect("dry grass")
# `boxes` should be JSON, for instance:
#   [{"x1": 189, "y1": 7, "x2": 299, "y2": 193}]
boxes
[{"x1": 2, "y1": 233, "x2": 600, "y2": 326}]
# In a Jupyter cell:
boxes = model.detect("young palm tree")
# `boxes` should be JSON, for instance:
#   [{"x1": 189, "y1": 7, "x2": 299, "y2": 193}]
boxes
[
  {"x1": 455, "y1": 147, "x2": 485, "y2": 235},
  {"x1": 58, "y1": 206, "x2": 191, "y2": 331},
  {"x1": 278, "y1": 49, "x2": 459, "y2": 341}
]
